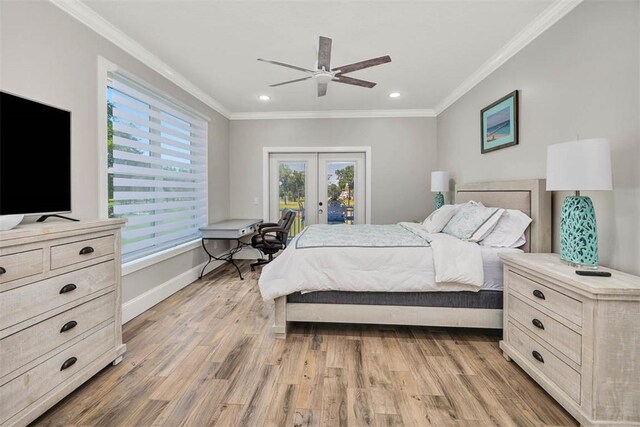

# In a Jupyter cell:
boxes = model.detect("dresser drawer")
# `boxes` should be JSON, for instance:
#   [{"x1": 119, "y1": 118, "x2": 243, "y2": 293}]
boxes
[
  {"x1": 507, "y1": 269, "x2": 582, "y2": 326},
  {"x1": 0, "y1": 323, "x2": 114, "y2": 425},
  {"x1": 508, "y1": 294, "x2": 582, "y2": 365},
  {"x1": 50, "y1": 235, "x2": 115, "y2": 270},
  {"x1": 507, "y1": 322, "x2": 581, "y2": 403},
  {"x1": 0, "y1": 260, "x2": 115, "y2": 331},
  {"x1": 0, "y1": 249, "x2": 44, "y2": 285},
  {"x1": 0, "y1": 292, "x2": 115, "y2": 379}
]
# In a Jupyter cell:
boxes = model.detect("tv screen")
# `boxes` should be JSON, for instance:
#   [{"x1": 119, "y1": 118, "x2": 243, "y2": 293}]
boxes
[{"x1": 0, "y1": 91, "x2": 71, "y2": 216}]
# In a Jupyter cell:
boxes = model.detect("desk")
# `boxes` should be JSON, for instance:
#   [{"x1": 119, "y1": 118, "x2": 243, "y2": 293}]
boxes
[{"x1": 199, "y1": 219, "x2": 263, "y2": 280}]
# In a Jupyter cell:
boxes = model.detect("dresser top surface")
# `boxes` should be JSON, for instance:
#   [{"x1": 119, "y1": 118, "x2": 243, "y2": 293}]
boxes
[
  {"x1": 0, "y1": 219, "x2": 126, "y2": 245},
  {"x1": 499, "y1": 253, "x2": 640, "y2": 295}
]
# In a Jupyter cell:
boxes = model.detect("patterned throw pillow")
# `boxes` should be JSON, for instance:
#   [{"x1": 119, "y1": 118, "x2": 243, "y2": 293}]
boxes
[
  {"x1": 422, "y1": 204, "x2": 458, "y2": 233},
  {"x1": 442, "y1": 202, "x2": 503, "y2": 241}
]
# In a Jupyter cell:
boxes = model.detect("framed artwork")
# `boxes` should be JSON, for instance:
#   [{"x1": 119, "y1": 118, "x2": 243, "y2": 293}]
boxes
[{"x1": 481, "y1": 90, "x2": 519, "y2": 154}]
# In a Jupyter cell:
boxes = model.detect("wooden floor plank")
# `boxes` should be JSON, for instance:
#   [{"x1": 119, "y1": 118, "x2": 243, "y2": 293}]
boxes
[{"x1": 32, "y1": 261, "x2": 579, "y2": 427}]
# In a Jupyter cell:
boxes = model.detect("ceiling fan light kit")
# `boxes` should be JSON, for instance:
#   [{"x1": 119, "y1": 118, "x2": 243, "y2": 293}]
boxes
[{"x1": 258, "y1": 36, "x2": 392, "y2": 97}]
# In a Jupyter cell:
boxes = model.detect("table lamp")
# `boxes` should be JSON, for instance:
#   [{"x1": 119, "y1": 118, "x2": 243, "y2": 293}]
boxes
[
  {"x1": 431, "y1": 171, "x2": 449, "y2": 209},
  {"x1": 546, "y1": 138, "x2": 612, "y2": 268}
]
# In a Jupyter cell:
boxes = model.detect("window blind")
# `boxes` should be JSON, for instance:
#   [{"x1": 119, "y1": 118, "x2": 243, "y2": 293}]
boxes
[{"x1": 107, "y1": 72, "x2": 208, "y2": 263}]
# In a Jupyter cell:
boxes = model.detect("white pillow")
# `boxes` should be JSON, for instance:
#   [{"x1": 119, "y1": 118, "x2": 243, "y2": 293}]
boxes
[
  {"x1": 442, "y1": 202, "x2": 504, "y2": 241},
  {"x1": 480, "y1": 209, "x2": 532, "y2": 248},
  {"x1": 468, "y1": 208, "x2": 505, "y2": 242},
  {"x1": 422, "y1": 204, "x2": 458, "y2": 233}
]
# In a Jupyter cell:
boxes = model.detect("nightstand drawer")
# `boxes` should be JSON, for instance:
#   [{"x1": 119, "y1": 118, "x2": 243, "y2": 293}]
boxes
[
  {"x1": 507, "y1": 269, "x2": 582, "y2": 326},
  {"x1": 0, "y1": 292, "x2": 114, "y2": 379},
  {"x1": 508, "y1": 321, "x2": 581, "y2": 404},
  {"x1": 50, "y1": 235, "x2": 115, "y2": 269},
  {"x1": 508, "y1": 294, "x2": 582, "y2": 365},
  {"x1": 0, "y1": 260, "x2": 116, "y2": 331},
  {"x1": 0, "y1": 249, "x2": 44, "y2": 285}
]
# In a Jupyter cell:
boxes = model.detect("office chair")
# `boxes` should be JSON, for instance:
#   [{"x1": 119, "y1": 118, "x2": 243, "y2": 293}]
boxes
[{"x1": 250, "y1": 209, "x2": 296, "y2": 271}]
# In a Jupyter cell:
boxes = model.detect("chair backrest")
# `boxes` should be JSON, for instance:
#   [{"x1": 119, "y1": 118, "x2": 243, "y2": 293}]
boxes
[{"x1": 278, "y1": 210, "x2": 296, "y2": 245}]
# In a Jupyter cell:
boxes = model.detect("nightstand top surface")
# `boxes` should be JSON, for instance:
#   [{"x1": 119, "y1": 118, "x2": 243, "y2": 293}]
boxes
[{"x1": 499, "y1": 253, "x2": 640, "y2": 296}]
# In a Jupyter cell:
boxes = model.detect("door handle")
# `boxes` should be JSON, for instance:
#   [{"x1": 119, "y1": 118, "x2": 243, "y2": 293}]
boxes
[{"x1": 318, "y1": 209, "x2": 324, "y2": 214}]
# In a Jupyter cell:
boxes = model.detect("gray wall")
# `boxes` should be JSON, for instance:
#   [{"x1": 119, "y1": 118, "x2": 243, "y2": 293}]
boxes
[
  {"x1": 229, "y1": 118, "x2": 438, "y2": 224},
  {"x1": 437, "y1": 1, "x2": 640, "y2": 274},
  {"x1": 0, "y1": 1, "x2": 230, "y2": 303}
]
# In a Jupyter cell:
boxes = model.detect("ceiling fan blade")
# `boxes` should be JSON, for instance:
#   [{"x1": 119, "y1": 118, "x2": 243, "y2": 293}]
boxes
[
  {"x1": 257, "y1": 58, "x2": 314, "y2": 73},
  {"x1": 318, "y1": 82, "x2": 328, "y2": 97},
  {"x1": 317, "y1": 36, "x2": 332, "y2": 71},
  {"x1": 332, "y1": 75, "x2": 377, "y2": 88},
  {"x1": 269, "y1": 76, "x2": 313, "y2": 87},
  {"x1": 331, "y1": 55, "x2": 391, "y2": 74}
]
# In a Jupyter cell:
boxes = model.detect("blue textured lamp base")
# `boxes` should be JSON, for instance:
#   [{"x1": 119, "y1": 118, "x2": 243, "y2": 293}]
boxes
[
  {"x1": 434, "y1": 192, "x2": 445, "y2": 210},
  {"x1": 560, "y1": 196, "x2": 598, "y2": 268}
]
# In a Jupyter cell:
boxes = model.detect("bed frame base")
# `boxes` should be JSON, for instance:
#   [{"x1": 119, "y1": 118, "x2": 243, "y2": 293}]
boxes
[{"x1": 273, "y1": 296, "x2": 503, "y2": 338}]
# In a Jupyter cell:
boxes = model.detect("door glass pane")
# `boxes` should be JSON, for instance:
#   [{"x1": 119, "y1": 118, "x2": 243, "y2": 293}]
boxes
[
  {"x1": 278, "y1": 161, "x2": 306, "y2": 238},
  {"x1": 326, "y1": 162, "x2": 356, "y2": 225}
]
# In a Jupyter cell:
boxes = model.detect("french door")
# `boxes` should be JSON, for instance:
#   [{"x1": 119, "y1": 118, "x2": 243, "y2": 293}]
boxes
[{"x1": 269, "y1": 151, "x2": 366, "y2": 238}]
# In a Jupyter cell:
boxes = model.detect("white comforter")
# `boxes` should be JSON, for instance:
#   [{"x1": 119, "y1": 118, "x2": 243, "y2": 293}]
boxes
[{"x1": 258, "y1": 222, "x2": 520, "y2": 300}]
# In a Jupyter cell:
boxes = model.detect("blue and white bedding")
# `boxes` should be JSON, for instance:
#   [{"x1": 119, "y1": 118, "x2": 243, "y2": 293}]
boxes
[
  {"x1": 258, "y1": 222, "x2": 521, "y2": 300},
  {"x1": 295, "y1": 223, "x2": 430, "y2": 248}
]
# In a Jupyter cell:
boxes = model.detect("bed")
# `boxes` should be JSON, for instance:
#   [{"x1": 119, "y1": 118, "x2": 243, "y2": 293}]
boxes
[{"x1": 262, "y1": 179, "x2": 551, "y2": 337}]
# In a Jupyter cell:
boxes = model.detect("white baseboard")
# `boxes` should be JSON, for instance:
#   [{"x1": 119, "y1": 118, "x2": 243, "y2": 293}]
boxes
[
  {"x1": 234, "y1": 247, "x2": 263, "y2": 260},
  {"x1": 122, "y1": 258, "x2": 223, "y2": 324}
]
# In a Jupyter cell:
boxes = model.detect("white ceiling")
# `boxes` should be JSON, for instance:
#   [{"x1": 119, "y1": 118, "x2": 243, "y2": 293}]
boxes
[{"x1": 83, "y1": 0, "x2": 556, "y2": 114}]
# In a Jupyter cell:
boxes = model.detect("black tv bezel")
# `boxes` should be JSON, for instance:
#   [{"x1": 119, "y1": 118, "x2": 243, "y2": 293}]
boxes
[{"x1": 0, "y1": 90, "x2": 73, "y2": 217}]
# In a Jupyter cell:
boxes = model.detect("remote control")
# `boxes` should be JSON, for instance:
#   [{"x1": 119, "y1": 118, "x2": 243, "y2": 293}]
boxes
[{"x1": 576, "y1": 270, "x2": 612, "y2": 277}]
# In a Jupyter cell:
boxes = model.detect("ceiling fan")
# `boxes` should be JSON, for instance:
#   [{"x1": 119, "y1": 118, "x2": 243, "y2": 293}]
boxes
[{"x1": 258, "y1": 36, "x2": 391, "y2": 97}]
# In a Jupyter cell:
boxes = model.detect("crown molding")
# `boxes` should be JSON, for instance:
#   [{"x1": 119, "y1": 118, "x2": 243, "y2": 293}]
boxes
[
  {"x1": 51, "y1": 0, "x2": 581, "y2": 121},
  {"x1": 49, "y1": 0, "x2": 231, "y2": 119},
  {"x1": 229, "y1": 109, "x2": 436, "y2": 120},
  {"x1": 434, "y1": 0, "x2": 583, "y2": 115}
]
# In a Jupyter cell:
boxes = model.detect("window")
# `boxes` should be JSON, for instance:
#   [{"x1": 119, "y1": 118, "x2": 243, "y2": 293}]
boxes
[{"x1": 107, "y1": 72, "x2": 208, "y2": 263}]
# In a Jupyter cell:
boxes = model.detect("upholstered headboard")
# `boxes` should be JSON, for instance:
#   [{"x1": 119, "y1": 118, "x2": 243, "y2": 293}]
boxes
[{"x1": 455, "y1": 179, "x2": 551, "y2": 253}]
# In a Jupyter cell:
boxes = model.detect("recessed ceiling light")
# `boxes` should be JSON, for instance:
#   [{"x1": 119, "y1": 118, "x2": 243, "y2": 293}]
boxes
[
  {"x1": 389, "y1": 92, "x2": 401, "y2": 98},
  {"x1": 258, "y1": 95, "x2": 270, "y2": 101}
]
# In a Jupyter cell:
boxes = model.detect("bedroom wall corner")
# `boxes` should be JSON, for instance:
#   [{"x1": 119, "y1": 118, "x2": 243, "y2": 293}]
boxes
[
  {"x1": 0, "y1": 1, "x2": 232, "y2": 317},
  {"x1": 435, "y1": 1, "x2": 640, "y2": 275}
]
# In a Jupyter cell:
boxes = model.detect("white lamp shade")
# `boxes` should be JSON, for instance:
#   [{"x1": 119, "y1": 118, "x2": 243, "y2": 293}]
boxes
[
  {"x1": 546, "y1": 139, "x2": 612, "y2": 191},
  {"x1": 431, "y1": 171, "x2": 449, "y2": 192}
]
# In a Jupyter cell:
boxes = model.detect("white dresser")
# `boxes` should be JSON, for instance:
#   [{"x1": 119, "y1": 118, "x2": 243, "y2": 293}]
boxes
[
  {"x1": 0, "y1": 219, "x2": 126, "y2": 427},
  {"x1": 499, "y1": 253, "x2": 640, "y2": 427}
]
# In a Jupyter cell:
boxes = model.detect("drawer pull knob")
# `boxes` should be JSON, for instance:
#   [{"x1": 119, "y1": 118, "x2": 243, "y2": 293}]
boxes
[
  {"x1": 532, "y1": 289, "x2": 546, "y2": 300},
  {"x1": 60, "y1": 321, "x2": 78, "y2": 333},
  {"x1": 532, "y1": 318, "x2": 545, "y2": 330},
  {"x1": 59, "y1": 283, "x2": 77, "y2": 294},
  {"x1": 79, "y1": 246, "x2": 95, "y2": 255},
  {"x1": 532, "y1": 351, "x2": 545, "y2": 363},
  {"x1": 60, "y1": 357, "x2": 78, "y2": 371},
  {"x1": 0, "y1": 266, "x2": 6, "y2": 275}
]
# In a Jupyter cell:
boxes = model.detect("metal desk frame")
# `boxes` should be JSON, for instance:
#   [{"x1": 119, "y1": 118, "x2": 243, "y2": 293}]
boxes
[
  {"x1": 199, "y1": 219, "x2": 263, "y2": 280},
  {"x1": 200, "y1": 237, "x2": 250, "y2": 280}
]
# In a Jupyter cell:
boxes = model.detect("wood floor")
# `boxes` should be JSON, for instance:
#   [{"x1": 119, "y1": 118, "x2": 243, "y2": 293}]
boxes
[{"x1": 34, "y1": 261, "x2": 579, "y2": 427}]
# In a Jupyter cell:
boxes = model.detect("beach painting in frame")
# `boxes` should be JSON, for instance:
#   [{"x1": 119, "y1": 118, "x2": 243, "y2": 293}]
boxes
[{"x1": 481, "y1": 90, "x2": 519, "y2": 153}]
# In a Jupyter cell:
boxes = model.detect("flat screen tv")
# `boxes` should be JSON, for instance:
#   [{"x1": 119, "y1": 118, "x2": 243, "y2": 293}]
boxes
[{"x1": 0, "y1": 91, "x2": 71, "y2": 217}]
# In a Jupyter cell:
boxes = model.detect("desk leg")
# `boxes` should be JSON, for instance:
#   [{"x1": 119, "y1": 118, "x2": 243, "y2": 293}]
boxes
[
  {"x1": 228, "y1": 239, "x2": 244, "y2": 280},
  {"x1": 199, "y1": 238, "x2": 245, "y2": 280},
  {"x1": 199, "y1": 239, "x2": 215, "y2": 279}
]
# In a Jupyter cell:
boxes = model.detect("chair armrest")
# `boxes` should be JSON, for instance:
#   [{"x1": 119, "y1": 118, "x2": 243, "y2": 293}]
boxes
[
  {"x1": 258, "y1": 222, "x2": 279, "y2": 231},
  {"x1": 260, "y1": 226, "x2": 288, "y2": 236}
]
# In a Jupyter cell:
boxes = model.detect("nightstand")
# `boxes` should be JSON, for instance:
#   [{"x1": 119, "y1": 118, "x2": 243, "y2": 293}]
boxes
[{"x1": 499, "y1": 253, "x2": 640, "y2": 427}]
